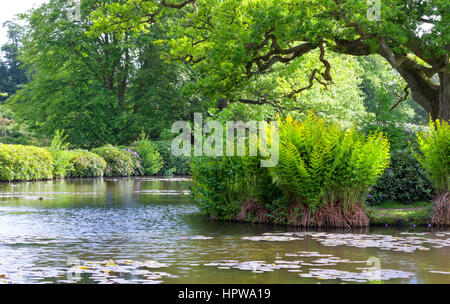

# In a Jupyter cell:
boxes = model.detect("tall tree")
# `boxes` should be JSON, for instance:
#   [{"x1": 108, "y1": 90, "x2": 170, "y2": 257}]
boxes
[
  {"x1": 0, "y1": 21, "x2": 28, "y2": 103},
  {"x1": 91, "y1": 0, "x2": 449, "y2": 121},
  {"x1": 10, "y1": 0, "x2": 202, "y2": 147}
]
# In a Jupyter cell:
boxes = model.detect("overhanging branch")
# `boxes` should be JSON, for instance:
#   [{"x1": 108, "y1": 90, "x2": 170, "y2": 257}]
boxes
[{"x1": 390, "y1": 85, "x2": 410, "y2": 111}]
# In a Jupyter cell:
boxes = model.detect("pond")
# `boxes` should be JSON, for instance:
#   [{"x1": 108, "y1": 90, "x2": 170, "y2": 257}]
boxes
[{"x1": 0, "y1": 177, "x2": 449, "y2": 284}]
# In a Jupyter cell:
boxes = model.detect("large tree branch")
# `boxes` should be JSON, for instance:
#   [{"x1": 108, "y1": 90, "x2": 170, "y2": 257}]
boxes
[
  {"x1": 390, "y1": 85, "x2": 410, "y2": 111},
  {"x1": 331, "y1": 38, "x2": 372, "y2": 56},
  {"x1": 244, "y1": 29, "x2": 318, "y2": 76},
  {"x1": 286, "y1": 70, "x2": 318, "y2": 98},
  {"x1": 236, "y1": 98, "x2": 308, "y2": 114}
]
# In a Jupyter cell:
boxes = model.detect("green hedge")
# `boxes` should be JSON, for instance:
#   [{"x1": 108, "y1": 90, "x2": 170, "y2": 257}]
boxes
[
  {"x1": 92, "y1": 145, "x2": 138, "y2": 177},
  {"x1": 67, "y1": 150, "x2": 107, "y2": 178},
  {"x1": 0, "y1": 143, "x2": 54, "y2": 181}
]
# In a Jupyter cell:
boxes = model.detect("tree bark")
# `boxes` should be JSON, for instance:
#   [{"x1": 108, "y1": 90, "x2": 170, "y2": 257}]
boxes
[
  {"x1": 332, "y1": 38, "x2": 449, "y2": 121},
  {"x1": 396, "y1": 68, "x2": 449, "y2": 122},
  {"x1": 377, "y1": 46, "x2": 449, "y2": 122},
  {"x1": 438, "y1": 72, "x2": 450, "y2": 122}
]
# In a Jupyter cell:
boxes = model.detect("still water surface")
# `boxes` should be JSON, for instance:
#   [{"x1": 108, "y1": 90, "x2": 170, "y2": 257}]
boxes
[{"x1": 0, "y1": 178, "x2": 449, "y2": 284}]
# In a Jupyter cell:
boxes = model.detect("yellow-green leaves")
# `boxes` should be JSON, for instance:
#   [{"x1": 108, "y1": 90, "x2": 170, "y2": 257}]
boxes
[
  {"x1": 271, "y1": 113, "x2": 390, "y2": 211},
  {"x1": 0, "y1": 144, "x2": 54, "y2": 181},
  {"x1": 413, "y1": 119, "x2": 450, "y2": 195}
]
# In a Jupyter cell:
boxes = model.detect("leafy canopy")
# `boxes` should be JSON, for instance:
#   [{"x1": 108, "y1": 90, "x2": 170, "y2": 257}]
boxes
[{"x1": 90, "y1": 0, "x2": 450, "y2": 120}]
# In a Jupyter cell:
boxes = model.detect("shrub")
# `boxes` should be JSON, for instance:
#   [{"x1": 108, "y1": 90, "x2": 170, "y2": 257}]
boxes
[
  {"x1": 361, "y1": 122, "x2": 434, "y2": 205},
  {"x1": 366, "y1": 150, "x2": 434, "y2": 205},
  {"x1": 67, "y1": 150, "x2": 107, "y2": 178},
  {"x1": 92, "y1": 145, "x2": 137, "y2": 177},
  {"x1": 132, "y1": 135, "x2": 163, "y2": 176},
  {"x1": 413, "y1": 119, "x2": 449, "y2": 195},
  {"x1": 270, "y1": 114, "x2": 390, "y2": 212},
  {"x1": 153, "y1": 140, "x2": 190, "y2": 176},
  {"x1": 48, "y1": 130, "x2": 72, "y2": 179},
  {"x1": 0, "y1": 143, "x2": 53, "y2": 181},
  {"x1": 191, "y1": 155, "x2": 259, "y2": 219}
]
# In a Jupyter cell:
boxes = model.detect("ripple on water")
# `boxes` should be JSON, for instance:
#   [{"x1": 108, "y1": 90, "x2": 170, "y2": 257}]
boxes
[
  {"x1": 0, "y1": 259, "x2": 175, "y2": 284},
  {"x1": 1, "y1": 178, "x2": 449, "y2": 284},
  {"x1": 134, "y1": 190, "x2": 191, "y2": 195},
  {"x1": 241, "y1": 231, "x2": 450, "y2": 253},
  {"x1": 300, "y1": 268, "x2": 414, "y2": 282}
]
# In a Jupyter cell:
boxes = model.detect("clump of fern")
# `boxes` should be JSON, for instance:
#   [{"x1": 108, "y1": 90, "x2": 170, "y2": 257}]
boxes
[
  {"x1": 269, "y1": 113, "x2": 390, "y2": 212},
  {"x1": 412, "y1": 118, "x2": 449, "y2": 195}
]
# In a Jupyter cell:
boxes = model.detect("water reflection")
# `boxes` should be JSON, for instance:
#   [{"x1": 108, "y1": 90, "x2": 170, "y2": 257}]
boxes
[{"x1": 0, "y1": 178, "x2": 449, "y2": 284}]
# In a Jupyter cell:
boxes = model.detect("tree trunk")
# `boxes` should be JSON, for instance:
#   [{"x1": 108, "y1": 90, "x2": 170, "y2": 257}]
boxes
[
  {"x1": 334, "y1": 39, "x2": 449, "y2": 121},
  {"x1": 118, "y1": 83, "x2": 126, "y2": 111},
  {"x1": 438, "y1": 72, "x2": 450, "y2": 122},
  {"x1": 393, "y1": 65, "x2": 449, "y2": 122}
]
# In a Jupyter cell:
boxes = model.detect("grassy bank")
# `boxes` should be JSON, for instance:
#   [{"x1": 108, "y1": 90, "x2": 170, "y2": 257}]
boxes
[{"x1": 366, "y1": 201, "x2": 433, "y2": 226}]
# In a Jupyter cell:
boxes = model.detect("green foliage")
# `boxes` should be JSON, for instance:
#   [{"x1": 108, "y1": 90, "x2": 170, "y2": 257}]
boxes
[
  {"x1": 8, "y1": 0, "x2": 203, "y2": 148},
  {"x1": 360, "y1": 123, "x2": 435, "y2": 205},
  {"x1": 413, "y1": 119, "x2": 450, "y2": 195},
  {"x1": 357, "y1": 55, "x2": 428, "y2": 124},
  {"x1": 271, "y1": 113, "x2": 390, "y2": 212},
  {"x1": 0, "y1": 107, "x2": 42, "y2": 146},
  {"x1": 153, "y1": 140, "x2": 190, "y2": 176},
  {"x1": 93, "y1": 0, "x2": 449, "y2": 120},
  {"x1": 92, "y1": 145, "x2": 137, "y2": 177},
  {"x1": 189, "y1": 119, "x2": 269, "y2": 218},
  {"x1": 48, "y1": 130, "x2": 72, "y2": 178},
  {"x1": 190, "y1": 155, "x2": 260, "y2": 219},
  {"x1": 206, "y1": 51, "x2": 376, "y2": 129},
  {"x1": 0, "y1": 143, "x2": 53, "y2": 181},
  {"x1": 0, "y1": 21, "x2": 28, "y2": 104},
  {"x1": 132, "y1": 135, "x2": 163, "y2": 176},
  {"x1": 367, "y1": 150, "x2": 434, "y2": 205},
  {"x1": 66, "y1": 149, "x2": 106, "y2": 178},
  {"x1": 191, "y1": 114, "x2": 390, "y2": 219},
  {"x1": 360, "y1": 121, "x2": 420, "y2": 151}
]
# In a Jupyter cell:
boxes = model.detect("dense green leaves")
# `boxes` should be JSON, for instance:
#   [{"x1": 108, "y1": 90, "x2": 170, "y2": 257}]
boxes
[
  {"x1": 361, "y1": 122, "x2": 435, "y2": 205},
  {"x1": 8, "y1": 0, "x2": 203, "y2": 148},
  {"x1": 0, "y1": 22, "x2": 28, "y2": 104},
  {"x1": 271, "y1": 113, "x2": 390, "y2": 212},
  {"x1": 48, "y1": 130, "x2": 72, "y2": 179},
  {"x1": 367, "y1": 149, "x2": 434, "y2": 205},
  {"x1": 66, "y1": 149, "x2": 107, "y2": 178},
  {"x1": 191, "y1": 155, "x2": 259, "y2": 219},
  {"x1": 152, "y1": 140, "x2": 191, "y2": 176},
  {"x1": 191, "y1": 114, "x2": 390, "y2": 219},
  {"x1": 132, "y1": 135, "x2": 164, "y2": 176},
  {"x1": 413, "y1": 119, "x2": 450, "y2": 195},
  {"x1": 92, "y1": 145, "x2": 138, "y2": 177},
  {"x1": 0, "y1": 143, "x2": 53, "y2": 181},
  {"x1": 91, "y1": 0, "x2": 449, "y2": 120}
]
